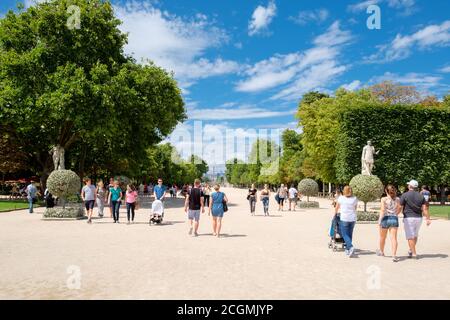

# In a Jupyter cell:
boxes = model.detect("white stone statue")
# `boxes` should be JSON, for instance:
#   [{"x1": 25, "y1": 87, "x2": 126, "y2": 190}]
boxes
[
  {"x1": 50, "y1": 145, "x2": 65, "y2": 170},
  {"x1": 361, "y1": 140, "x2": 379, "y2": 175}
]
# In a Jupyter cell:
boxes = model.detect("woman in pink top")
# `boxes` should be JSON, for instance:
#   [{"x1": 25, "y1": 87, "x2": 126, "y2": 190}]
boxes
[{"x1": 126, "y1": 184, "x2": 139, "y2": 224}]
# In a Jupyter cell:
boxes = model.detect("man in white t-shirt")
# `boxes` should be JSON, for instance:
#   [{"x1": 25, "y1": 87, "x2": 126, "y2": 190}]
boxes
[
  {"x1": 288, "y1": 185, "x2": 298, "y2": 211},
  {"x1": 334, "y1": 186, "x2": 358, "y2": 257}
]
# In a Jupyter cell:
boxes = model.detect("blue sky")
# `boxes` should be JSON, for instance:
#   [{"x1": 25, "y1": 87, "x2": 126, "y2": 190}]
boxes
[{"x1": 2, "y1": 0, "x2": 450, "y2": 169}]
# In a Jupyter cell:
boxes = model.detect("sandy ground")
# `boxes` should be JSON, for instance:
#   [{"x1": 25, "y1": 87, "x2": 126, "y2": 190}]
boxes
[{"x1": 0, "y1": 187, "x2": 449, "y2": 300}]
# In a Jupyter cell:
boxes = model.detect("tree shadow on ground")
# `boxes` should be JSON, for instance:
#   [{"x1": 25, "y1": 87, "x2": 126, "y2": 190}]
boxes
[
  {"x1": 251, "y1": 214, "x2": 283, "y2": 217},
  {"x1": 129, "y1": 220, "x2": 185, "y2": 226},
  {"x1": 416, "y1": 253, "x2": 448, "y2": 259},
  {"x1": 355, "y1": 249, "x2": 376, "y2": 256}
]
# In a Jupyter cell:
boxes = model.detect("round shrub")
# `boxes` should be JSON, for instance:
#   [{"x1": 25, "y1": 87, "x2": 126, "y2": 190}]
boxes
[
  {"x1": 47, "y1": 170, "x2": 81, "y2": 199},
  {"x1": 298, "y1": 178, "x2": 319, "y2": 202},
  {"x1": 349, "y1": 174, "x2": 384, "y2": 212}
]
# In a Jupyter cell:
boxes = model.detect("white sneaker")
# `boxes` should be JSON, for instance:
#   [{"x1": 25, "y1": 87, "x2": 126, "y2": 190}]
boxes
[{"x1": 348, "y1": 247, "x2": 354, "y2": 258}]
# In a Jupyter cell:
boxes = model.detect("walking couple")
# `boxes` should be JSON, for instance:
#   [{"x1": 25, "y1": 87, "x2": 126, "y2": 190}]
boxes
[{"x1": 184, "y1": 179, "x2": 228, "y2": 237}]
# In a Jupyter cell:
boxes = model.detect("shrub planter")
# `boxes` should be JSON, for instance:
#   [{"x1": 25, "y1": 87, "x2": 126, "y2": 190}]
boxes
[
  {"x1": 43, "y1": 205, "x2": 84, "y2": 220},
  {"x1": 298, "y1": 201, "x2": 320, "y2": 209},
  {"x1": 356, "y1": 211, "x2": 379, "y2": 223}
]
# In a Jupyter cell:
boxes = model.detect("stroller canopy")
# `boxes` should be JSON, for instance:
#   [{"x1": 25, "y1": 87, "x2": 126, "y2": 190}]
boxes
[{"x1": 152, "y1": 200, "x2": 164, "y2": 215}]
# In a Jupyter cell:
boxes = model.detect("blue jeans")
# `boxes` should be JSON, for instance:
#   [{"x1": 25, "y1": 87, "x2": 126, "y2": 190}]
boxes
[
  {"x1": 262, "y1": 197, "x2": 269, "y2": 215},
  {"x1": 339, "y1": 221, "x2": 356, "y2": 250},
  {"x1": 112, "y1": 200, "x2": 121, "y2": 221},
  {"x1": 28, "y1": 197, "x2": 33, "y2": 213}
]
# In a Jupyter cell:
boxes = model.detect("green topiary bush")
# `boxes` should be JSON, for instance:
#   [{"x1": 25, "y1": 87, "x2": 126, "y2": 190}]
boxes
[
  {"x1": 298, "y1": 178, "x2": 319, "y2": 202},
  {"x1": 349, "y1": 174, "x2": 384, "y2": 212},
  {"x1": 47, "y1": 170, "x2": 81, "y2": 199},
  {"x1": 46, "y1": 170, "x2": 81, "y2": 214}
]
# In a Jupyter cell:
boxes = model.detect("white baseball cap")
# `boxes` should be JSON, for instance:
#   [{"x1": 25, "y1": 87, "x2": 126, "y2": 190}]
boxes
[{"x1": 407, "y1": 180, "x2": 419, "y2": 188}]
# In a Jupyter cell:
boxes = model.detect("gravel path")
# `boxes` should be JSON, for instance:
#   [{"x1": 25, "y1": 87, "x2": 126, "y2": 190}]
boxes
[{"x1": 0, "y1": 187, "x2": 449, "y2": 299}]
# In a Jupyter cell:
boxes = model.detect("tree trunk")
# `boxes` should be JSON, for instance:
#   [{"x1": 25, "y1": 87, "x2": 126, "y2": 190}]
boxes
[
  {"x1": 364, "y1": 202, "x2": 367, "y2": 212},
  {"x1": 38, "y1": 153, "x2": 53, "y2": 192},
  {"x1": 440, "y1": 185, "x2": 446, "y2": 205},
  {"x1": 78, "y1": 144, "x2": 87, "y2": 182}
]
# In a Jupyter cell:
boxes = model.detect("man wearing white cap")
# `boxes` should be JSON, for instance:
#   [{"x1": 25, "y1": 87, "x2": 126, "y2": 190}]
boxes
[{"x1": 400, "y1": 179, "x2": 431, "y2": 259}]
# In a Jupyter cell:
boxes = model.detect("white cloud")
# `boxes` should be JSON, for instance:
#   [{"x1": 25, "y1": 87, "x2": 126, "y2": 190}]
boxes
[
  {"x1": 248, "y1": 1, "x2": 277, "y2": 36},
  {"x1": 114, "y1": 1, "x2": 240, "y2": 89},
  {"x1": 341, "y1": 80, "x2": 362, "y2": 91},
  {"x1": 188, "y1": 104, "x2": 296, "y2": 120},
  {"x1": 271, "y1": 60, "x2": 347, "y2": 101},
  {"x1": 347, "y1": 0, "x2": 416, "y2": 15},
  {"x1": 289, "y1": 9, "x2": 329, "y2": 26},
  {"x1": 347, "y1": 0, "x2": 380, "y2": 13},
  {"x1": 386, "y1": 0, "x2": 416, "y2": 15},
  {"x1": 169, "y1": 122, "x2": 283, "y2": 165},
  {"x1": 236, "y1": 21, "x2": 352, "y2": 101},
  {"x1": 24, "y1": 0, "x2": 48, "y2": 8},
  {"x1": 367, "y1": 20, "x2": 450, "y2": 63},
  {"x1": 439, "y1": 66, "x2": 450, "y2": 73}
]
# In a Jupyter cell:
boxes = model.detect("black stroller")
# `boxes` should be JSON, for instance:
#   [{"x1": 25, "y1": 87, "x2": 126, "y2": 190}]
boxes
[{"x1": 328, "y1": 214, "x2": 346, "y2": 251}]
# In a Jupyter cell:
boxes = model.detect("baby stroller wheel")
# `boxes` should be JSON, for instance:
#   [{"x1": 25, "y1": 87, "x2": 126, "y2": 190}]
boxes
[
  {"x1": 328, "y1": 241, "x2": 332, "y2": 249},
  {"x1": 333, "y1": 245, "x2": 338, "y2": 252}
]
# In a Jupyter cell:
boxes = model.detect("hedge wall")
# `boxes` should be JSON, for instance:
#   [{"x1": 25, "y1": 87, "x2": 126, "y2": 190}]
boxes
[{"x1": 335, "y1": 105, "x2": 450, "y2": 186}]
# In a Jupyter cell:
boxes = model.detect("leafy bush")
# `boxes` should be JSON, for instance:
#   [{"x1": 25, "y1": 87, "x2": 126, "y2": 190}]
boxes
[
  {"x1": 357, "y1": 211, "x2": 379, "y2": 222},
  {"x1": 298, "y1": 178, "x2": 319, "y2": 202},
  {"x1": 298, "y1": 201, "x2": 319, "y2": 208},
  {"x1": 43, "y1": 207, "x2": 84, "y2": 219},
  {"x1": 349, "y1": 174, "x2": 384, "y2": 212},
  {"x1": 47, "y1": 170, "x2": 80, "y2": 199}
]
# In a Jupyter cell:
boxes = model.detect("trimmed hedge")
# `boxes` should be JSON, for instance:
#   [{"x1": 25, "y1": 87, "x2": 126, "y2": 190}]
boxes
[{"x1": 335, "y1": 105, "x2": 450, "y2": 186}]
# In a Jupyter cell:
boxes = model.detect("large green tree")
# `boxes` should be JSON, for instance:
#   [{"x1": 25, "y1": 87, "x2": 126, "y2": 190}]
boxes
[
  {"x1": 0, "y1": 0, "x2": 186, "y2": 187},
  {"x1": 279, "y1": 129, "x2": 304, "y2": 185}
]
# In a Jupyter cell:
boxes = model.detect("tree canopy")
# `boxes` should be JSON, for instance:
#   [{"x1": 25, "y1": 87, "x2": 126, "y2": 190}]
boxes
[{"x1": 0, "y1": 0, "x2": 186, "y2": 186}]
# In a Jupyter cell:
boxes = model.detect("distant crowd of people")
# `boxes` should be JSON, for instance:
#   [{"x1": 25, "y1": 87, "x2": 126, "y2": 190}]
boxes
[{"x1": 246, "y1": 183, "x2": 302, "y2": 216}]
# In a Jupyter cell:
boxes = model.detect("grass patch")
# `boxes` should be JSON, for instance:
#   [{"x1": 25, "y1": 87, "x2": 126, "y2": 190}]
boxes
[
  {"x1": 0, "y1": 200, "x2": 41, "y2": 212},
  {"x1": 429, "y1": 206, "x2": 450, "y2": 219}
]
